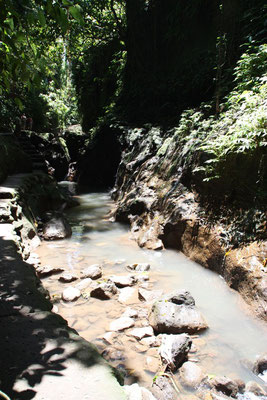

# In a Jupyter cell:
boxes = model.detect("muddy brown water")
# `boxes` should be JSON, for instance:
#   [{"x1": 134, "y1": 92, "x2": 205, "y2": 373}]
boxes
[{"x1": 36, "y1": 193, "x2": 267, "y2": 393}]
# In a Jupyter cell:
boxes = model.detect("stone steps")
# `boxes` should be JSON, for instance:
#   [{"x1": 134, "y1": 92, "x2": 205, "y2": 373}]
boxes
[{"x1": 16, "y1": 135, "x2": 48, "y2": 174}]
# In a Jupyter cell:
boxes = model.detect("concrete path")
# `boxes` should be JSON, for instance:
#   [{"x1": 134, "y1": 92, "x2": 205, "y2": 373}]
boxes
[{"x1": 0, "y1": 175, "x2": 126, "y2": 400}]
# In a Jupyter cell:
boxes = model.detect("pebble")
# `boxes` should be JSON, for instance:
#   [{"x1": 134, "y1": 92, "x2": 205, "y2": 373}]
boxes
[
  {"x1": 80, "y1": 264, "x2": 102, "y2": 279},
  {"x1": 109, "y1": 317, "x2": 135, "y2": 332},
  {"x1": 36, "y1": 265, "x2": 64, "y2": 278},
  {"x1": 58, "y1": 272, "x2": 78, "y2": 283},
  {"x1": 62, "y1": 286, "x2": 81, "y2": 302},
  {"x1": 127, "y1": 263, "x2": 151, "y2": 272},
  {"x1": 127, "y1": 326, "x2": 154, "y2": 340}
]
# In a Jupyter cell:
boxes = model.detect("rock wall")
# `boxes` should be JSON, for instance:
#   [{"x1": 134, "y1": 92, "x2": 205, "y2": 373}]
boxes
[{"x1": 111, "y1": 125, "x2": 267, "y2": 320}]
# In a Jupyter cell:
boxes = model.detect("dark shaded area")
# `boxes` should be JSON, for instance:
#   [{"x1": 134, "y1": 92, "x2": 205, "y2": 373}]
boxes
[
  {"x1": 181, "y1": 148, "x2": 267, "y2": 210},
  {"x1": 118, "y1": 0, "x2": 242, "y2": 122},
  {"x1": 0, "y1": 235, "x2": 103, "y2": 400},
  {"x1": 73, "y1": 39, "x2": 121, "y2": 132},
  {"x1": 78, "y1": 125, "x2": 123, "y2": 189}
]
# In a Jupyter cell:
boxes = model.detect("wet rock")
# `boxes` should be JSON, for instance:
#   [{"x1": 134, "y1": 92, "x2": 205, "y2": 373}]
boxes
[
  {"x1": 163, "y1": 290, "x2": 195, "y2": 306},
  {"x1": 128, "y1": 326, "x2": 154, "y2": 340},
  {"x1": 245, "y1": 381, "x2": 267, "y2": 397},
  {"x1": 109, "y1": 317, "x2": 135, "y2": 332},
  {"x1": 58, "y1": 272, "x2": 78, "y2": 283},
  {"x1": 149, "y1": 290, "x2": 208, "y2": 334},
  {"x1": 102, "y1": 332, "x2": 118, "y2": 345},
  {"x1": 127, "y1": 263, "x2": 151, "y2": 272},
  {"x1": 211, "y1": 376, "x2": 239, "y2": 398},
  {"x1": 110, "y1": 275, "x2": 136, "y2": 288},
  {"x1": 179, "y1": 361, "x2": 205, "y2": 389},
  {"x1": 138, "y1": 288, "x2": 163, "y2": 303},
  {"x1": 62, "y1": 286, "x2": 81, "y2": 302},
  {"x1": 122, "y1": 307, "x2": 139, "y2": 318},
  {"x1": 80, "y1": 264, "x2": 102, "y2": 280},
  {"x1": 159, "y1": 333, "x2": 192, "y2": 371},
  {"x1": 43, "y1": 215, "x2": 72, "y2": 240},
  {"x1": 140, "y1": 336, "x2": 161, "y2": 347},
  {"x1": 118, "y1": 287, "x2": 138, "y2": 304},
  {"x1": 253, "y1": 353, "x2": 267, "y2": 376},
  {"x1": 26, "y1": 252, "x2": 40, "y2": 266},
  {"x1": 152, "y1": 375, "x2": 177, "y2": 400},
  {"x1": 234, "y1": 379, "x2": 245, "y2": 393},
  {"x1": 135, "y1": 273, "x2": 150, "y2": 284},
  {"x1": 102, "y1": 347, "x2": 126, "y2": 363},
  {"x1": 124, "y1": 383, "x2": 157, "y2": 400},
  {"x1": 90, "y1": 280, "x2": 117, "y2": 300},
  {"x1": 75, "y1": 278, "x2": 96, "y2": 290},
  {"x1": 36, "y1": 265, "x2": 64, "y2": 278}
]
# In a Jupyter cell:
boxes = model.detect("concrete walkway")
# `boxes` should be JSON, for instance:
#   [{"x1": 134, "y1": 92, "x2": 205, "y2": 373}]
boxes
[{"x1": 0, "y1": 175, "x2": 126, "y2": 400}]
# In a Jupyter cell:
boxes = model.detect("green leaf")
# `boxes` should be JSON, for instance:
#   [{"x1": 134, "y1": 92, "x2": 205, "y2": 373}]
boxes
[
  {"x1": 38, "y1": 10, "x2": 46, "y2": 27},
  {"x1": 69, "y1": 5, "x2": 84, "y2": 24},
  {"x1": 62, "y1": 0, "x2": 72, "y2": 5},
  {"x1": 58, "y1": 8, "x2": 69, "y2": 33},
  {"x1": 5, "y1": 18, "x2": 14, "y2": 30},
  {"x1": 15, "y1": 97, "x2": 23, "y2": 110}
]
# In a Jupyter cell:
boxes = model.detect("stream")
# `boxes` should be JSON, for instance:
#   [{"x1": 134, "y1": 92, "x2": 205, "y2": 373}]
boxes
[{"x1": 36, "y1": 192, "x2": 267, "y2": 394}]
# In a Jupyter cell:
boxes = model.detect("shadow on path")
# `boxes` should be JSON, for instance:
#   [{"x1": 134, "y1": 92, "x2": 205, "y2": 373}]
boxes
[{"x1": 0, "y1": 230, "x2": 122, "y2": 400}]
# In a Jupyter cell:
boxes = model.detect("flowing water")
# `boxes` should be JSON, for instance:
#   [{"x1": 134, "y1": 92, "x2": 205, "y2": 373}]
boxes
[{"x1": 36, "y1": 192, "x2": 267, "y2": 393}]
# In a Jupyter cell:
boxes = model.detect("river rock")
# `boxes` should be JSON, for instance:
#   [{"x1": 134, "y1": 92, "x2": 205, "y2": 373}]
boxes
[
  {"x1": 124, "y1": 383, "x2": 157, "y2": 400},
  {"x1": 109, "y1": 317, "x2": 135, "y2": 332},
  {"x1": 110, "y1": 275, "x2": 136, "y2": 288},
  {"x1": 140, "y1": 336, "x2": 161, "y2": 347},
  {"x1": 149, "y1": 290, "x2": 208, "y2": 334},
  {"x1": 245, "y1": 381, "x2": 267, "y2": 397},
  {"x1": 163, "y1": 290, "x2": 195, "y2": 306},
  {"x1": 253, "y1": 353, "x2": 267, "y2": 376},
  {"x1": 75, "y1": 278, "x2": 96, "y2": 290},
  {"x1": 58, "y1": 272, "x2": 78, "y2": 283},
  {"x1": 90, "y1": 280, "x2": 117, "y2": 300},
  {"x1": 80, "y1": 264, "x2": 102, "y2": 279},
  {"x1": 62, "y1": 286, "x2": 81, "y2": 302},
  {"x1": 36, "y1": 265, "x2": 64, "y2": 278},
  {"x1": 159, "y1": 333, "x2": 192, "y2": 371},
  {"x1": 102, "y1": 347, "x2": 126, "y2": 363},
  {"x1": 152, "y1": 375, "x2": 177, "y2": 400},
  {"x1": 43, "y1": 215, "x2": 72, "y2": 240},
  {"x1": 135, "y1": 273, "x2": 149, "y2": 284},
  {"x1": 211, "y1": 376, "x2": 239, "y2": 398},
  {"x1": 138, "y1": 288, "x2": 163, "y2": 303},
  {"x1": 127, "y1": 326, "x2": 154, "y2": 340},
  {"x1": 179, "y1": 361, "x2": 205, "y2": 389},
  {"x1": 127, "y1": 263, "x2": 151, "y2": 272},
  {"x1": 122, "y1": 307, "x2": 139, "y2": 318}
]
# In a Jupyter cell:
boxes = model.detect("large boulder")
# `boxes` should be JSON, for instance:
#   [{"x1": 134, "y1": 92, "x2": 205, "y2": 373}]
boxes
[
  {"x1": 149, "y1": 290, "x2": 208, "y2": 334},
  {"x1": 43, "y1": 214, "x2": 72, "y2": 240},
  {"x1": 159, "y1": 333, "x2": 192, "y2": 371}
]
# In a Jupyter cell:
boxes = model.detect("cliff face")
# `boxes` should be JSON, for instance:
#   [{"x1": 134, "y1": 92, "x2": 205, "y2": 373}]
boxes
[{"x1": 110, "y1": 125, "x2": 267, "y2": 320}]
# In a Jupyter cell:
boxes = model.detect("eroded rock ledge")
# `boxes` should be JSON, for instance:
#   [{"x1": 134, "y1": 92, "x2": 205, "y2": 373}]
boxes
[{"x1": 111, "y1": 125, "x2": 267, "y2": 321}]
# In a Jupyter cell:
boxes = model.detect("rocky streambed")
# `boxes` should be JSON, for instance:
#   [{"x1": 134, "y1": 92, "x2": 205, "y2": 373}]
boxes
[{"x1": 33, "y1": 192, "x2": 267, "y2": 400}]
